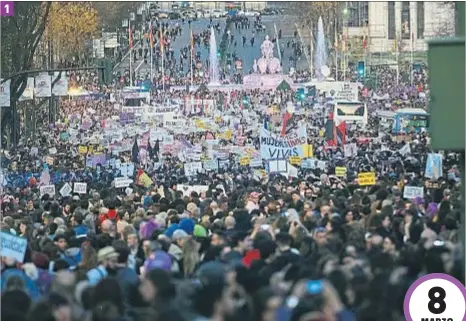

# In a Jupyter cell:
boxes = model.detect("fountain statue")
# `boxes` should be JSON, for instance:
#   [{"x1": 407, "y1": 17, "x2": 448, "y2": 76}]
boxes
[
  {"x1": 209, "y1": 26, "x2": 220, "y2": 85},
  {"x1": 256, "y1": 35, "x2": 281, "y2": 74},
  {"x1": 314, "y1": 16, "x2": 329, "y2": 80},
  {"x1": 242, "y1": 35, "x2": 293, "y2": 90}
]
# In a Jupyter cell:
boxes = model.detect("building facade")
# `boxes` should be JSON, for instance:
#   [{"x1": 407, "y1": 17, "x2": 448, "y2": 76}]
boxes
[
  {"x1": 345, "y1": 1, "x2": 455, "y2": 53},
  {"x1": 157, "y1": 1, "x2": 267, "y2": 11}
]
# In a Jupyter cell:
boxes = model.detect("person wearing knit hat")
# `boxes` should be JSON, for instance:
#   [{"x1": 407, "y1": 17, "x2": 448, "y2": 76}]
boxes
[
  {"x1": 164, "y1": 223, "x2": 180, "y2": 238},
  {"x1": 87, "y1": 246, "x2": 119, "y2": 285},
  {"x1": 179, "y1": 218, "x2": 195, "y2": 235},
  {"x1": 139, "y1": 219, "x2": 160, "y2": 240},
  {"x1": 193, "y1": 224, "x2": 207, "y2": 238},
  {"x1": 172, "y1": 229, "x2": 189, "y2": 243},
  {"x1": 143, "y1": 250, "x2": 173, "y2": 274}
]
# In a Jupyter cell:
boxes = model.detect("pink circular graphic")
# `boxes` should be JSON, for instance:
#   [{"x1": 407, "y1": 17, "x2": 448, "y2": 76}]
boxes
[{"x1": 403, "y1": 273, "x2": 466, "y2": 321}]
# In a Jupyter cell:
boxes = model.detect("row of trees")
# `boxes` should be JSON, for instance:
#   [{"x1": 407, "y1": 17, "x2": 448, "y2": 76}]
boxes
[{"x1": 1, "y1": 1, "x2": 105, "y2": 146}]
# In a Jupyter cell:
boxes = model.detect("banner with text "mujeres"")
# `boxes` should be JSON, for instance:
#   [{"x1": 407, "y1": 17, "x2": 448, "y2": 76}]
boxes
[{"x1": 260, "y1": 126, "x2": 307, "y2": 160}]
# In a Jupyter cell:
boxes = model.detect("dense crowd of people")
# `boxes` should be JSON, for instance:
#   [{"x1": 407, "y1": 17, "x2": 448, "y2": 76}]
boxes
[{"x1": 1, "y1": 12, "x2": 462, "y2": 321}]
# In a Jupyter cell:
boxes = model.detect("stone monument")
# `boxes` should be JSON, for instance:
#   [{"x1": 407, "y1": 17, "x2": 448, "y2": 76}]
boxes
[
  {"x1": 243, "y1": 35, "x2": 294, "y2": 91},
  {"x1": 257, "y1": 35, "x2": 281, "y2": 74}
]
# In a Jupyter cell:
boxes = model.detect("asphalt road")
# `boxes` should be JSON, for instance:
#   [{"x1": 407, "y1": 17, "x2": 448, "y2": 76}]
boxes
[{"x1": 115, "y1": 15, "x2": 310, "y2": 79}]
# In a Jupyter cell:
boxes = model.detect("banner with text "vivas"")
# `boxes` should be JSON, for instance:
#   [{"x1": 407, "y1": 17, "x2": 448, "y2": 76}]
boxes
[{"x1": 260, "y1": 126, "x2": 307, "y2": 159}]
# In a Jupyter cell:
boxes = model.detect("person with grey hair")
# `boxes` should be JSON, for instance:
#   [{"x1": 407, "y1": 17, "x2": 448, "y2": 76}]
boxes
[{"x1": 169, "y1": 229, "x2": 189, "y2": 273}]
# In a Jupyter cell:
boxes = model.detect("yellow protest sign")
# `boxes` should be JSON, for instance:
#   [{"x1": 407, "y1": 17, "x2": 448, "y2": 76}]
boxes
[
  {"x1": 335, "y1": 167, "x2": 347, "y2": 177},
  {"x1": 289, "y1": 156, "x2": 302, "y2": 166},
  {"x1": 195, "y1": 120, "x2": 206, "y2": 130},
  {"x1": 240, "y1": 157, "x2": 250, "y2": 166},
  {"x1": 78, "y1": 145, "x2": 88, "y2": 154},
  {"x1": 319, "y1": 129, "x2": 325, "y2": 137},
  {"x1": 302, "y1": 144, "x2": 314, "y2": 158},
  {"x1": 87, "y1": 144, "x2": 104, "y2": 155},
  {"x1": 224, "y1": 130, "x2": 232, "y2": 140},
  {"x1": 358, "y1": 172, "x2": 376, "y2": 186}
]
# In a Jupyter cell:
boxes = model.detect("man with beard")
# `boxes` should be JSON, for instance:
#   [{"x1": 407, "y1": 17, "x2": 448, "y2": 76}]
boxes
[{"x1": 87, "y1": 246, "x2": 119, "y2": 285}]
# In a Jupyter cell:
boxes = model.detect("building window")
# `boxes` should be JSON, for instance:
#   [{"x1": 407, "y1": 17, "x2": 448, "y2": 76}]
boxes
[
  {"x1": 347, "y1": 1, "x2": 369, "y2": 27},
  {"x1": 417, "y1": 2, "x2": 424, "y2": 38},
  {"x1": 401, "y1": 2, "x2": 411, "y2": 39},
  {"x1": 388, "y1": 1, "x2": 395, "y2": 39}
]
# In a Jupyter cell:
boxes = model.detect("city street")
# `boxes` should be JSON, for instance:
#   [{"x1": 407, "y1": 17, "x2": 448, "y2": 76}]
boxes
[{"x1": 115, "y1": 15, "x2": 310, "y2": 79}]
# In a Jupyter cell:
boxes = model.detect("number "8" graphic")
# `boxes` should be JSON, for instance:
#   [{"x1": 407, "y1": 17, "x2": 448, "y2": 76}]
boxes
[{"x1": 428, "y1": 286, "x2": 447, "y2": 314}]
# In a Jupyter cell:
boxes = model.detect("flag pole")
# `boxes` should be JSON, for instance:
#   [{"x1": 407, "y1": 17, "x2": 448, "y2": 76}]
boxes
[
  {"x1": 161, "y1": 29, "x2": 165, "y2": 91},
  {"x1": 334, "y1": 18, "x2": 338, "y2": 80},
  {"x1": 364, "y1": 23, "x2": 367, "y2": 79},
  {"x1": 150, "y1": 21, "x2": 153, "y2": 83},
  {"x1": 410, "y1": 32, "x2": 414, "y2": 85},
  {"x1": 129, "y1": 20, "x2": 133, "y2": 87},
  {"x1": 190, "y1": 28, "x2": 194, "y2": 87},
  {"x1": 396, "y1": 33, "x2": 399, "y2": 85},
  {"x1": 309, "y1": 21, "x2": 313, "y2": 78}
]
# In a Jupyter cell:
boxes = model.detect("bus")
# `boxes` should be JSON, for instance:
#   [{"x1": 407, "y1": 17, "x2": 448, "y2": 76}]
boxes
[
  {"x1": 333, "y1": 100, "x2": 368, "y2": 126},
  {"x1": 393, "y1": 108, "x2": 429, "y2": 133},
  {"x1": 376, "y1": 110, "x2": 396, "y2": 130}
]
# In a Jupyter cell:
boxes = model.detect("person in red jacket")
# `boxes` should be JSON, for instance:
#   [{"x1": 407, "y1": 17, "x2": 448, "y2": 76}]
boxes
[{"x1": 98, "y1": 208, "x2": 119, "y2": 227}]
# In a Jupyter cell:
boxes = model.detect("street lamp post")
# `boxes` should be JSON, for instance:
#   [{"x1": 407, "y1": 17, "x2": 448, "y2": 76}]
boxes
[{"x1": 342, "y1": 6, "x2": 349, "y2": 81}]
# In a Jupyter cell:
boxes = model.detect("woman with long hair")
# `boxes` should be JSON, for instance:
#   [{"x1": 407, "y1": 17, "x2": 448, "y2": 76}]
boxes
[{"x1": 182, "y1": 238, "x2": 200, "y2": 278}]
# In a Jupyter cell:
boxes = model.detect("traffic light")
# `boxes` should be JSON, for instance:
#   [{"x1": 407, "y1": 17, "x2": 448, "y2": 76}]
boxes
[
  {"x1": 98, "y1": 59, "x2": 113, "y2": 85},
  {"x1": 296, "y1": 88, "x2": 305, "y2": 100},
  {"x1": 97, "y1": 59, "x2": 104, "y2": 84},
  {"x1": 242, "y1": 95, "x2": 249, "y2": 106},
  {"x1": 357, "y1": 61, "x2": 365, "y2": 77}
]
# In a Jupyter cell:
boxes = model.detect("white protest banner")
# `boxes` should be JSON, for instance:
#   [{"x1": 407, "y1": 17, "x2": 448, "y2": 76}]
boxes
[
  {"x1": 301, "y1": 158, "x2": 315, "y2": 169},
  {"x1": 177, "y1": 184, "x2": 192, "y2": 196},
  {"x1": 30, "y1": 147, "x2": 39, "y2": 156},
  {"x1": 60, "y1": 183, "x2": 72, "y2": 197},
  {"x1": 267, "y1": 159, "x2": 288, "y2": 173},
  {"x1": 250, "y1": 157, "x2": 263, "y2": 168},
  {"x1": 52, "y1": 72, "x2": 69, "y2": 96},
  {"x1": 0, "y1": 232, "x2": 28, "y2": 263},
  {"x1": 192, "y1": 185, "x2": 209, "y2": 194},
  {"x1": 399, "y1": 143, "x2": 411, "y2": 156},
  {"x1": 115, "y1": 177, "x2": 133, "y2": 188},
  {"x1": 74, "y1": 182, "x2": 87, "y2": 194},
  {"x1": 164, "y1": 114, "x2": 185, "y2": 129},
  {"x1": 260, "y1": 126, "x2": 307, "y2": 159},
  {"x1": 19, "y1": 77, "x2": 35, "y2": 101},
  {"x1": 153, "y1": 105, "x2": 181, "y2": 115},
  {"x1": 49, "y1": 147, "x2": 57, "y2": 155},
  {"x1": 184, "y1": 162, "x2": 203, "y2": 176},
  {"x1": 0, "y1": 79, "x2": 11, "y2": 107},
  {"x1": 403, "y1": 186, "x2": 424, "y2": 200},
  {"x1": 203, "y1": 160, "x2": 218, "y2": 171},
  {"x1": 35, "y1": 73, "x2": 52, "y2": 97},
  {"x1": 312, "y1": 81, "x2": 359, "y2": 101},
  {"x1": 286, "y1": 163, "x2": 299, "y2": 178},
  {"x1": 344, "y1": 143, "x2": 358, "y2": 158},
  {"x1": 40, "y1": 185, "x2": 56, "y2": 197},
  {"x1": 425, "y1": 153, "x2": 443, "y2": 179}
]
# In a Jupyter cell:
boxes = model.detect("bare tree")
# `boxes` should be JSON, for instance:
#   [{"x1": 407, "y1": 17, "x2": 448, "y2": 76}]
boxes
[
  {"x1": 282, "y1": 2, "x2": 347, "y2": 56},
  {"x1": 426, "y1": 1, "x2": 456, "y2": 38},
  {"x1": 1, "y1": 2, "x2": 51, "y2": 147}
]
